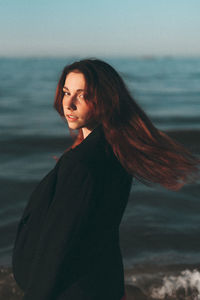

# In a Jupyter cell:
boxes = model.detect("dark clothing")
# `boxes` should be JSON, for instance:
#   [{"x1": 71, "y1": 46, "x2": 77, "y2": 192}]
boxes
[{"x1": 12, "y1": 124, "x2": 133, "y2": 300}]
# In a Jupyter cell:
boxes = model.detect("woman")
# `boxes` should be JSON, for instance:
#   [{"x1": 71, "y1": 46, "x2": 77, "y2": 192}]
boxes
[{"x1": 12, "y1": 58, "x2": 200, "y2": 300}]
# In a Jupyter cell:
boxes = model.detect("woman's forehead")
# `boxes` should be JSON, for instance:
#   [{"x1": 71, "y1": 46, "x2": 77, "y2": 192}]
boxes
[{"x1": 64, "y1": 72, "x2": 86, "y2": 91}]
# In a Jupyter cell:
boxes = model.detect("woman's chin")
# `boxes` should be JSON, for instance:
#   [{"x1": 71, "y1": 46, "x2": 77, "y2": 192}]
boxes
[
  {"x1": 67, "y1": 122, "x2": 83, "y2": 131},
  {"x1": 68, "y1": 124, "x2": 79, "y2": 130}
]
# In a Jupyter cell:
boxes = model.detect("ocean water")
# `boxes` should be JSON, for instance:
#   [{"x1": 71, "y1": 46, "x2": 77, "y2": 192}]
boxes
[{"x1": 0, "y1": 57, "x2": 200, "y2": 299}]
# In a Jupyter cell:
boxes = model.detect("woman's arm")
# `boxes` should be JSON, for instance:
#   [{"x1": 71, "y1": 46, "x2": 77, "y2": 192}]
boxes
[{"x1": 22, "y1": 158, "x2": 98, "y2": 300}]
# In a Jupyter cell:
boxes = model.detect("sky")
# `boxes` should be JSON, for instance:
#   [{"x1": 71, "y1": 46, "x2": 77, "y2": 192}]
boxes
[{"x1": 0, "y1": 0, "x2": 200, "y2": 57}]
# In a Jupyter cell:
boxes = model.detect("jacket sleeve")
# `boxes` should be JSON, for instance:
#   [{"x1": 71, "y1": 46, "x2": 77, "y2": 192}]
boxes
[{"x1": 22, "y1": 158, "x2": 99, "y2": 300}]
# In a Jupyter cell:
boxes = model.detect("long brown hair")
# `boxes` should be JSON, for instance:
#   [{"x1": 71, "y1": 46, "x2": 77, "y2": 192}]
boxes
[{"x1": 54, "y1": 58, "x2": 200, "y2": 191}]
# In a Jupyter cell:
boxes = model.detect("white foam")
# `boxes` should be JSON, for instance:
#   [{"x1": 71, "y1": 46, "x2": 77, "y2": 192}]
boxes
[{"x1": 151, "y1": 269, "x2": 200, "y2": 299}]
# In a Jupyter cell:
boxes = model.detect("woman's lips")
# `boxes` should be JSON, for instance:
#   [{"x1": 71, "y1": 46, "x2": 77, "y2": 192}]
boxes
[{"x1": 66, "y1": 115, "x2": 78, "y2": 121}]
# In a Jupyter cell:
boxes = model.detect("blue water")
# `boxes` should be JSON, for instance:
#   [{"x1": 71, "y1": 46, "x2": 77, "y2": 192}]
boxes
[
  {"x1": 0, "y1": 57, "x2": 200, "y2": 298},
  {"x1": 1, "y1": 57, "x2": 200, "y2": 140}
]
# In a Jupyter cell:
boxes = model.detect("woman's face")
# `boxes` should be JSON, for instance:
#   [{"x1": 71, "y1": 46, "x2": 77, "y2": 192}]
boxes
[{"x1": 62, "y1": 71, "x2": 96, "y2": 138}]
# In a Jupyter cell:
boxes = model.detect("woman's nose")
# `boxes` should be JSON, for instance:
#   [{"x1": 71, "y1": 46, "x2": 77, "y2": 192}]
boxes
[{"x1": 65, "y1": 95, "x2": 77, "y2": 110}]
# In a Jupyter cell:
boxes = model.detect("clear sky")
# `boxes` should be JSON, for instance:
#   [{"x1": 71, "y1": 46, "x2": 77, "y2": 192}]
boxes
[{"x1": 0, "y1": 0, "x2": 200, "y2": 57}]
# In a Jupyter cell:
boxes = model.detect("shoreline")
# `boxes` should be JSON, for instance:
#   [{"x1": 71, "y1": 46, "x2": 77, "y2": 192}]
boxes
[{"x1": 1, "y1": 265, "x2": 200, "y2": 300}]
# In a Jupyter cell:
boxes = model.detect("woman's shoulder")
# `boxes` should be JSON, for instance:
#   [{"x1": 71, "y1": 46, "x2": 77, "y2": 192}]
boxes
[
  {"x1": 58, "y1": 140, "x2": 108, "y2": 174},
  {"x1": 59, "y1": 125, "x2": 109, "y2": 166},
  {"x1": 56, "y1": 124, "x2": 131, "y2": 178}
]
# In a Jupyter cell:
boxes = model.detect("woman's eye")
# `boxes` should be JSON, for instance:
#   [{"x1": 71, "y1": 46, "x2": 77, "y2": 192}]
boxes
[{"x1": 62, "y1": 91, "x2": 86, "y2": 100}]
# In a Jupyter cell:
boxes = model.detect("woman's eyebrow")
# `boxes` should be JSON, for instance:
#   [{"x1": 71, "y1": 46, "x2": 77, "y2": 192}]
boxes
[{"x1": 63, "y1": 86, "x2": 85, "y2": 92}]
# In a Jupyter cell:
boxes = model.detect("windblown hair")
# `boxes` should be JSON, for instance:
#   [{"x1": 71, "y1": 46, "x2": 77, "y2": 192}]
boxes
[{"x1": 54, "y1": 58, "x2": 200, "y2": 191}]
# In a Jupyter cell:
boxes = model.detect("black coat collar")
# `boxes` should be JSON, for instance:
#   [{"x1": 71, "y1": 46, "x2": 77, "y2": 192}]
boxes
[
  {"x1": 59, "y1": 124, "x2": 114, "y2": 165},
  {"x1": 73, "y1": 124, "x2": 105, "y2": 150},
  {"x1": 70, "y1": 123, "x2": 108, "y2": 157}
]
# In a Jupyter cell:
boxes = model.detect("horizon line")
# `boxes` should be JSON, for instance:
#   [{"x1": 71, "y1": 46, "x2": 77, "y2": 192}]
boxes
[{"x1": 0, "y1": 54, "x2": 200, "y2": 59}]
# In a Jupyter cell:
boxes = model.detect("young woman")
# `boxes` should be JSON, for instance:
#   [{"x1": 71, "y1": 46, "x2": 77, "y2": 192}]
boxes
[{"x1": 12, "y1": 59, "x2": 200, "y2": 300}]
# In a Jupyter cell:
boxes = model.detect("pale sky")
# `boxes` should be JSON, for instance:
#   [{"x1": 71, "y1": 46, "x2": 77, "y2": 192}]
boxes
[{"x1": 0, "y1": 0, "x2": 200, "y2": 57}]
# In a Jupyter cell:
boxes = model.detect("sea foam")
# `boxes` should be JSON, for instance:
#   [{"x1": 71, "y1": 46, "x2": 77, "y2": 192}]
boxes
[{"x1": 150, "y1": 269, "x2": 200, "y2": 299}]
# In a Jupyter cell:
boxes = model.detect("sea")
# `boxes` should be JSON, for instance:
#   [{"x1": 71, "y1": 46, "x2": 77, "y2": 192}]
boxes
[{"x1": 0, "y1": 56, "x2": 200, "y2": 299}]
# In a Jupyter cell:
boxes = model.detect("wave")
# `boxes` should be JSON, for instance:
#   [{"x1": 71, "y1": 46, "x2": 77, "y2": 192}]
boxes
[
  {"x1": 125, "y1": 267, "x2": 200, "y2": 299},
  {"x1": 0, "y1": 135, "x2": 73, "y2": 155}
]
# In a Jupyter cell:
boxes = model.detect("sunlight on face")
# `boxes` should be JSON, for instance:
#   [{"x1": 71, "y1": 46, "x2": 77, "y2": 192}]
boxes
[{"x1": 62, "y1": 72, "x2": 96, "y2": 139}]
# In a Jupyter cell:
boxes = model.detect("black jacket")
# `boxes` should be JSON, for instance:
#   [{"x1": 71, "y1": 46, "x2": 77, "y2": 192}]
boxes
[{"x1": 12, "y1": 124, "x2": 133, "y2": 300}]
